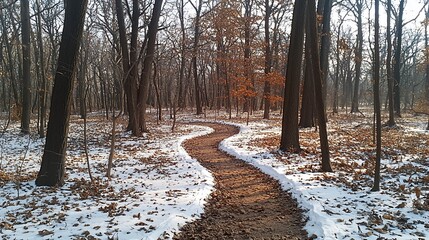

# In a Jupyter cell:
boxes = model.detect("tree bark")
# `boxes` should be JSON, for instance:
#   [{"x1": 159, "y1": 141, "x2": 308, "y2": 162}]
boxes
[
  {"x1": 243, "y1": 0, "x2": 254, "y2": 114},
  {"x1": 115, "y1": 0, "x2": 139, "y2": 135},
  {"x1": 177, "y1": 0, "x2": 186, "y2": 109},
  {"x1": 393, "y1": 0, "x2": 405, "y2": 117},
  {"x1": 332, "y1": 15, "x2": 346, "y2": 114},
  {"x1": 35, "y1": 0, "x2": 88, "y2": 186},
  {"x1": 319, "y1": 0, "x2": 333, "y2": 103},
  {"x1": 386, "y1": 0, "x2": 395, "y2": 126},
  {"x1": 426, "y1": 6, "x2": 429, "y2": 130},
  {"x1": 21, "y1": 0, "x2": 31, "y2": 134},
  {"x1": 35, "y1": 0, "x2": 47, "y2": 137},
  {"x1": 351, "y1": 0, "x2": 364, "y2": 113},
  {"x1": 263, "y1": 0, "x2": 272, "y2": 119},
  {"x1": 78, "y1": 35, "x2": 88, "y2": 119},
  {"x1": 137, "y1": 0, "x2": 163, "y2": 132},
  {"x1": 280, "y1": 0, "x2": 306, "y2": 152},
  {"x1": 0, "y1": 9, "x2": 20, "y2": 107},
  {"x1": 372, "y1": 0, "x2": 382, "y2": 192},
  {"x1": 307, "y1": 0, "x2": 332, "y2": 172},
  {"x1": 299, "y1": 25, "x2": 316, "y2": 128},
  {"x1": 192, "y1": 0, "x2": 203, "y2": 115}
]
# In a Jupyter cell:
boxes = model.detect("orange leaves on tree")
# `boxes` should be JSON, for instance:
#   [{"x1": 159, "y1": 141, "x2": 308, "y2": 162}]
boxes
[
  {"x1": 232, "y1": 76, "x2": 257, "y2": 100},
  {"x1": 264, "y1": 71, "x2": 285, "y2": 86},
  {"x1": 257, "y1": 71, "x2": 285, "y2": 104}
]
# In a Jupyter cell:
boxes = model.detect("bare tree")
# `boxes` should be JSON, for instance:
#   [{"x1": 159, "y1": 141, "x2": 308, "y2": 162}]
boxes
[
  {"x1": 319, "y1": 0, "x2": 333, "y2": 103},
  {"x1": 115, "y1": 0, "x2": 140, "y2": 134},
  {"x1": 426, "y1": 5, "x2": 429, "y2": 130},
  {"x1": 191, "y1": 0, "x2": 203, "y2": 115},
  {"x1": 372, "y1": 0, "x2": 382, "y2": 191},
  {"x1": 177, "y1": 0, "x2": 188, "y2": 109},
  {"x1": 393, "y1": 0, "x2": 405, "y2": 117},
  {"x1": 385, "y1": 0, "x2": 395, "y2": 126},
  {"x1": 137, "y1": 0, "x2": 163, "y2": 131},
  {"x1": 34, "y1": 0, "x2": 48, "y2": 137},
  {"x1": 332, "y1": 11, "x2": 349, "y2": 114},
  {"x1": 349, "y1": 0, "x2": 364, "y2": 113},
  {"x1": 307, "y1": 0, "x2": 332, "y2": 172},
  {"x1": 115, "y1": 0, "x2": 163, "y2": 135},
  {"x1": 280, "y1": 0, "x2": 306, "y2": 152},
  {"x1": 35, "y1": 0, "x2": 88, "y2": 186},
  {"x1": 0, "y1": 5, "x2": 20, "y2": 108},
  {"x1": 299, "y1": 40, "x2": 316, "y2": 128},
  {"x1": 263, "y1": 0, "x2": 273, "y2": 119},
  {"x1": 20, "y1": 0, "x2": 31, "y2": 134}
]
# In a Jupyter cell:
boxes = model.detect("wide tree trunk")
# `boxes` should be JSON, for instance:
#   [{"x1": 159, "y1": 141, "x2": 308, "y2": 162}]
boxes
[
  {"x1": 35, "y1": 0, "x2": 88, "y2": 186},
  {"x1": 299, "y1": 26, "x2": 316, "y2": 128},
  {"x1": 280, "y1": 0, "x2": 306, "y2": 152}
]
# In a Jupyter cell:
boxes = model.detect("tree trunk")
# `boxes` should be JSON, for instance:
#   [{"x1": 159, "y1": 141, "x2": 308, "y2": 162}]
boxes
[
  {"x1": 299, "y1": 26, "x2": 316, "y2": 128},
  {"x1": 192, "y1": 0, "x2": 203, "y2": 115},
  {"x1": 333, "y1": 27, "x2": 340, "y2": 114},
  {"x1": 243, "y1": 0, "x2": 254, "y2": 114},
  {"x1": 280, "y1": 0, "x2": 306, "y2": 152},
  {"x1": 344, "y1": 54, "x2": 353, "y2": 111},
  {"x1": 115, "y1": 0, "x2": 139, "y2": 135},
  {"x1": 177, "y1": 0, "x2": 186, "y2": 109},
  {"x1": 35, "y1": 0, "x2": 47, "y2": 137},
  {"x1": 35, "y1": 0, "x2": 88, "y2": 186},
  {"x1": 426, "y1": 6, "x2": 429, "y2": 130},
  {"x1": 78, "y1": 38, "x2": 88, "y2": 119},
  {"x1": 386, "y1": 0, "x2": 395, "y2": 126},
  {"x1": 21, "y1": 0, "x2": 31, "y2": 134},
  {"x1": 263, "y1": 0, "x2": 272, "y2": 120},
  {"x1": 371, "y1": 0, "x2": 382, "y2": 192},
  {"x1": 152, "y1": 62, "x2": 162, "y2": 122},
  {"x1": 393, "y1": 0, "x2": 405, "y2": 117},
  {"x1": 319, "y1": 0, "x2": 333, "y2": 103},
  {"x1": 137, "y1": 0, "x2": 163, "y2": 132},
  {"x1": 351, "y1": 1, "x2": 363, "y2": 113},
  {"x1": 307, "y1": 0, "x2": 332, "y2": 172},
  {"x1": 0, "y1": 9, "x2": 20, "y2": 107}
]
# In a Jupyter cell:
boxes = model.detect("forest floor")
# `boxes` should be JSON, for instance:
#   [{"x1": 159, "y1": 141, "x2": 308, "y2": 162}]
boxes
[
  {"x1": 0, "y1": 109, "x2": 428, "y2": 240},
  {"x1": 173, "y1": 123, "x2": 308, "y2": 240}
]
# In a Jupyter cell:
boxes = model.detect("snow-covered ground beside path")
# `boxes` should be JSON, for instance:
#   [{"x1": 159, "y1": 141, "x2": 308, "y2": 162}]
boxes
[
  {"x1": 216, "y1": 113, "x2": 429, "y2": 240},
  {"x1": 0, "y1": 116, "x2": 215, "y2": 240},
  {"x1": 1, "y1": 112, "x2": 429, "y2": 240}
]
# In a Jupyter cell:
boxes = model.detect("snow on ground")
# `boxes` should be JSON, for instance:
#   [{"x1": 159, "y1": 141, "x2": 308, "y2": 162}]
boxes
[
  {"x1": 1, "y1": 111, "x2": 428, "y2": 240},
  {"x1": 0, "y1": 115, "x2": 214, "y2": 240},
  {"x1": 214, "y1": 112, "x2": 429, "y2": 240}
]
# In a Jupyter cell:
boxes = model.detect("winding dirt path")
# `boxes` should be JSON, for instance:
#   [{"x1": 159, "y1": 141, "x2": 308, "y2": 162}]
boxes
[{"x1": 174, "y1": 123, "x2": 309, "y2": 240}]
